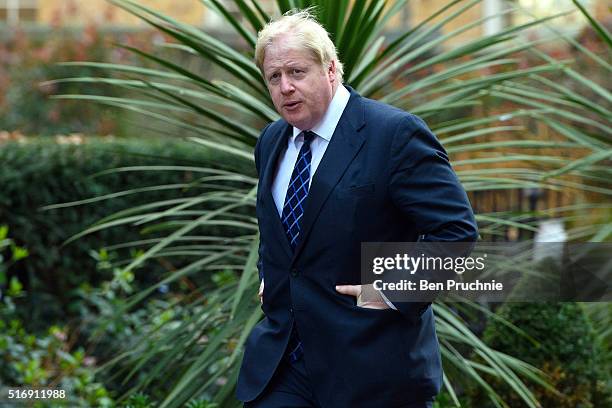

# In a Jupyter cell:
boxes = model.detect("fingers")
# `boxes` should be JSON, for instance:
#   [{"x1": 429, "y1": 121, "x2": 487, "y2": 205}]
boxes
[
  {"x1": 336, "y1": 284, "x2": 389, "y2": 309},
  {"x1": 358, "y1": 301, "x2": 389, "y2": 310},
  {"x1": 359, "y1": 284, "x2": 384, "y2": 303},
  {"x1": 335, "y1": 284, "x2": 361, "y2": 297}
]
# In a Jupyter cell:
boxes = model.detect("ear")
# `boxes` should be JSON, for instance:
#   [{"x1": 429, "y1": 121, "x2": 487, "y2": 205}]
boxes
[{"x1": 327, "y1": 60, "x2": 337, "y2": 83}]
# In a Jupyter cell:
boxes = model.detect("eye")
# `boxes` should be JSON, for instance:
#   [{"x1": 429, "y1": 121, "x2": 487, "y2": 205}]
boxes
[{"x1": 268, "y1": 72, "x2": 280, "y2": 83}]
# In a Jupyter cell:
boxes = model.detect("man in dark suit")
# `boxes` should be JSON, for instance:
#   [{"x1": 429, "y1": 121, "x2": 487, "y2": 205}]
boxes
[{"x1": 236, "y1": 10, "x2": 478, "y2": 408}]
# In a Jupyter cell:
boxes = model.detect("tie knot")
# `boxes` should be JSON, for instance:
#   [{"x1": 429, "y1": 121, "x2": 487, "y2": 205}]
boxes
[{"x1": 303, "y1": 131, "x2": 316, "y2": 147}]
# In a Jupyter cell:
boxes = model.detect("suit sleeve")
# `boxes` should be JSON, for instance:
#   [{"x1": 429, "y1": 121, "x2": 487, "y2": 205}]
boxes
[
  {"x1": 384, "y1": 115, "x2": 478, "y2": 321},
  {"x1": 389, "y1": 115, "x2": 477, "y2": 242}
]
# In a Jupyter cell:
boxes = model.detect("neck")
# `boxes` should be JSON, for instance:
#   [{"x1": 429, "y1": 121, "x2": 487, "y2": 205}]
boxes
[{"x1": 331, "y1": 80, "x2": 340, "y2": 96}]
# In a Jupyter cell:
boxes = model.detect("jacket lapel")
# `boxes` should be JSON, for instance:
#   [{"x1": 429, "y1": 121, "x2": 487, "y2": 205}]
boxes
[
  {"x1": 293, "y1": 88, "x2": 366, "y2": 261},
  {"x1": 259, "y1": 122, "x2": 294, "y2": 259}
]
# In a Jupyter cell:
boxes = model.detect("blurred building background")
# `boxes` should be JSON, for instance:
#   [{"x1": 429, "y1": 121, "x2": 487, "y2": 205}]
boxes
[{"x1": 0, "y1": 1, "x2": 608, "y2": 47}]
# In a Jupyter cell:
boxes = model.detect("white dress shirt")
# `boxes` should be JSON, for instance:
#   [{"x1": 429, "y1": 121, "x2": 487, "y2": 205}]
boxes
[{"x1": 271, "y1": 84, "x2": 350, "y2": 214}]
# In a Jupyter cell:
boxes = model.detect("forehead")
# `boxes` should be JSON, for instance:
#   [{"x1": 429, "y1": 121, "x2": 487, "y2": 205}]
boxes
[{"x1": 262, "y1": 40, "x2": 318, "y2": 71}]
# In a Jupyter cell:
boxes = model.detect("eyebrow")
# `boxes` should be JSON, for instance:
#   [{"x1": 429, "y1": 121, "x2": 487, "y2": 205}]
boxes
[{"x1": 264, "y1": 60, "x2": 309, "y2": 71}]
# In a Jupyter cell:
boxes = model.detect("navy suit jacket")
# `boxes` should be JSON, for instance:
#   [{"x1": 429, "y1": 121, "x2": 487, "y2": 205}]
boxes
[{"x1": 236, "y1": 86, "x2": 477, "y2": 407}]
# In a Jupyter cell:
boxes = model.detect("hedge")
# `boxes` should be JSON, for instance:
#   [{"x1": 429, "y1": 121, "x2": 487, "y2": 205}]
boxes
[
  {"x1": 0, "y1": 136, "x2": 252, "y2": 329},
  {"x1": 467, "y1": 301, "x2": 611, "y2": 407}
]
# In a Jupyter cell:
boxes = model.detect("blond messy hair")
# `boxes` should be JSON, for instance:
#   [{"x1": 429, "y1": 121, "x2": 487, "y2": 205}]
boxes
[{"x1": 255, "y1": 9, "x2": 344, "y2": 83}]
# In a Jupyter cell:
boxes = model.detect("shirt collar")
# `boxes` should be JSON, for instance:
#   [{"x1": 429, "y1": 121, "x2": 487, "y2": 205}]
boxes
[{"x1": 291, "y1": 84, "x2": 350, "y2": 145}]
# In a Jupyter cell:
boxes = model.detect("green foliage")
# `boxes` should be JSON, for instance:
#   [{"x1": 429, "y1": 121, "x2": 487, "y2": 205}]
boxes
[
  {"x1": 468, "y1": 302, "x2": 612, "y2": 408},
  {"x1": 0, "y1": 225, "x2": 28, "y2": 290},
  {"x1": 432, "y1": 390, "x2": 464, "y2": 408},
  {"x1": 122, "y1": 393, "x2": 156, "y2": 408},
  {"x1": 73, "y1": 247, "x2": 235, "y2": 406},
  {"x1": 119, "y1": 393, "x2": 217, "y2": 408},
  {"x1": 0, "y1": 227, "x2": 113, "y2": 407},
  {"x1": 582, "y1": 302, "x2": 612, "y2": 375},
  {"x1": 0, "y1": 224, "x2": 27, "y2": 301},
  {"x1": 0, "y1": 137, "x2": 236, "y2": 329},
  {"x1": 0, "y1": 320, "x2": 114, "y2": 407}
]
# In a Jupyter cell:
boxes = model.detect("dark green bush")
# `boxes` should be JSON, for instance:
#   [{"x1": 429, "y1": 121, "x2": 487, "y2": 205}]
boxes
[
  {"x1": 468, "y1": 302, "x2": 611, "y2": 408},
  {"x1": 1, "y1": 225, "x2": 113, "y2": 407},
  {"x1": 0, "y1": 137, "x2": 246, "y2": 330}
]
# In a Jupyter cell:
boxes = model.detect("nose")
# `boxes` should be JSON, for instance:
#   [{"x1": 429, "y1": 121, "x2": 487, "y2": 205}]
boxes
[{"x1": 280, "y1": 75, "x2": 294, "y2": 95}]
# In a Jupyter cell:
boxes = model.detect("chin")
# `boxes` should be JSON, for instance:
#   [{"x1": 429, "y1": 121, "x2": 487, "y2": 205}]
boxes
[{"x1": 286, "y1": 117, "x2": 310, "y2": 130}]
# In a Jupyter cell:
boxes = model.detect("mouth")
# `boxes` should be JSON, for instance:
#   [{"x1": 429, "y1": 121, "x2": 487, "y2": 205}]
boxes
[{"x1": 283, "y1": 101, "x2": 302, "y2": 110}]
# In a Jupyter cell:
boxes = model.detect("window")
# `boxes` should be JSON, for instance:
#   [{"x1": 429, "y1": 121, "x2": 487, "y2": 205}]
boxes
[{"x1": 0, "y1": 0, "x2": 38, "y2": 25}]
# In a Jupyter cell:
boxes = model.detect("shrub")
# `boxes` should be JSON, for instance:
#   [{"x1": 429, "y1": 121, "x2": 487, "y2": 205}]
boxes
[
  {"x1": 468, "y1": 302, "x2": 611, "y2": 408},
  {"x1": 73, "y1": 247, "x2": 233, "y2": 405},
  {"x1": 0, "y1": 225, "x2": 113, "y2": 407},
  {"x1": 0, "y1": 136, "x2": 243, "y2": 329}
]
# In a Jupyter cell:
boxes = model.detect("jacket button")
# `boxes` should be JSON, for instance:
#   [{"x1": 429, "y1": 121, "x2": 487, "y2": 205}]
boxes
[{"x1": 291, "y1": 268, "x2": 299, "y2": 277}]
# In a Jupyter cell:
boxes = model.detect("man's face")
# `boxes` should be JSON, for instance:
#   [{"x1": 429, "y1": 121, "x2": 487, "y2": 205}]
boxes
[{"x1": 262, "y1": 38, "x2": 337, "y2": 130}]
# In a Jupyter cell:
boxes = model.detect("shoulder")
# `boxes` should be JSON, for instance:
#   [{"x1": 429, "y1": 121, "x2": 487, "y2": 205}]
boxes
[
  {"x1": 257, "y1": 118, "x2": 288, "y2": 147},
  {"x1": 254, "y1": 118, "x2": 286, "y2": 160},
  {"x1": 350, "y1": 93, "x2": 445, "y2": 168},
  {"x1": 358, "y1": 95, "x2": 430, "y2": 141},
  {"x1": 253, "y1": 118, "x2": 287, "y2": 174}
]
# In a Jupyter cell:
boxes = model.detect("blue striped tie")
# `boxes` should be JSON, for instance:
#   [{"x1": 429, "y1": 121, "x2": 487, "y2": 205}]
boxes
[
  {"x1": 281, "y1": 131, "x2": 315, "y2": 364},
  {"x1": 281, "y1": 131, "x2": 316, "y2": 251}
]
